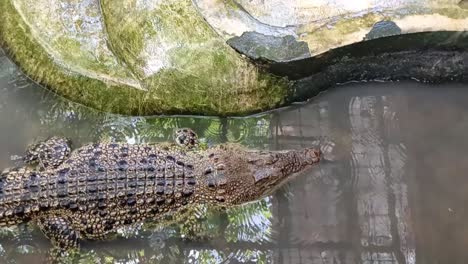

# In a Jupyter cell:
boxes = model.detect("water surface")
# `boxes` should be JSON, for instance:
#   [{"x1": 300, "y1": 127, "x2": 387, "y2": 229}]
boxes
[{"x1": 2, "y1": 50, "x2": 468, "y2": 263}]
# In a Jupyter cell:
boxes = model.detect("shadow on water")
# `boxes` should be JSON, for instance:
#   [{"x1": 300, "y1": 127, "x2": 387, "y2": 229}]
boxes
[{"x1": 2, "y1": 48, "x2": 468, "y2": 263}]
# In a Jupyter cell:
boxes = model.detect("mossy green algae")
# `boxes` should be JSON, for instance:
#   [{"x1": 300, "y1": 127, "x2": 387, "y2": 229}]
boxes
[{"x1": 0, "y1": 0, "x2": 289, "y2": 116}]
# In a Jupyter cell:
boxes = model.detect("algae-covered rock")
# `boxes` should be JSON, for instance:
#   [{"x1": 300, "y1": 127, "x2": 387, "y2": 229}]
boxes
[
  {"x1": 227, "y1": 32, "x2": 311, "y2": 62},
  {"x1": 1, "y1": 0, "x2": 468, "y2": 116},
  {"x1": 364, "y1": 21, "x2": 402, "y2": 41},
  {"x1": 0, "y1": 0, "x2": 289, "y2": 116},
  {"x1": 460, "y1": 0, "x2": 468, "y2": 9},
  {"x1": 195, "y1": 0, "x2": 468, "y2": 60}
]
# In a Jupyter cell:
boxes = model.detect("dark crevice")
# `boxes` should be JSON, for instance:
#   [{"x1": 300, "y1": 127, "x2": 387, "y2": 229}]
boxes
[{"x1": 264, "y1": 31, "x2": 468, "y2": 107}]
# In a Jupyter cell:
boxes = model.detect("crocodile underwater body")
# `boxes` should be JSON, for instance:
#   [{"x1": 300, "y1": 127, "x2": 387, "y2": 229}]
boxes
[{"x1": 0, "y1": 129, "x2": 321, "y2": 250}]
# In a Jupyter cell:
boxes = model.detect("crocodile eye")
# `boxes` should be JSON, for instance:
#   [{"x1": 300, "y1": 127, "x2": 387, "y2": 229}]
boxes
[{"x1": 177, "y1": 135, "x2": 186, "y2": 144}]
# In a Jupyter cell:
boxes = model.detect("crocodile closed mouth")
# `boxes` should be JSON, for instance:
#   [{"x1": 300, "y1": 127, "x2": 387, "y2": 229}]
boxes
[{"x1": 0, "y1": 128, "x2": 321, "y2": 251}]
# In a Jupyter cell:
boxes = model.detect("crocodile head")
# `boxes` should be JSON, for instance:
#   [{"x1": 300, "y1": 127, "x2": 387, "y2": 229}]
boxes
[{"x1": 198, "y1": 145, "x2": 321, "y2": 205}]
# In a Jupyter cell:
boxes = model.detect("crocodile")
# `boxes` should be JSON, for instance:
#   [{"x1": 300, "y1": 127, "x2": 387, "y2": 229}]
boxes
[{"x1": 0, "y1": 129, "x2": 321, "y2": 251}]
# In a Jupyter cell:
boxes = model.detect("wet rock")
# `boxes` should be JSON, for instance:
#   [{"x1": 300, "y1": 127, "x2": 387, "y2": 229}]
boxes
[
  {"x1": 196, "y1": 0, "x2": 468, "y2": 58},
  {"x1": 364, "y1": 21, "x2": 402, "y2": 41},
  {"x1": 1, "y1": 0, "x2": 468, "y2": 116},
  {"x1": 0, "y1": 0, "x2": 288, "y2": 116},
  {"x1": 227, "y1": 32, "x2": 310, "y2": 62}
]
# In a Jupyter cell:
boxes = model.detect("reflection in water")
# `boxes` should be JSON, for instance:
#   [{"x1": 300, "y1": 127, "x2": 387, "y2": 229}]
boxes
[{"x1": 2, "y1": 49, "x2": 468, "y2": 263}]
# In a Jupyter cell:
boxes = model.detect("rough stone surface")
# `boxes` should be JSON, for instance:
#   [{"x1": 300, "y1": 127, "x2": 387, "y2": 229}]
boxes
[
  {"x1": 195, "y1": 0, "x2": 468, "y2": 60},
  {"x1": 0, "y1": 0, "x2": 288, "y2": 116},
  {"x1": 364, "y1": 21, "x2": 402, "y2": 41},
  {"x1": 461, "y1": 0, "x2": 468, "y2": 9},
  {"x1": 227, "y1": 32, "x2": 310, "y2": 62},
  {"x1": 1, "y1": 0, "x2": 468, "y2": 116}
]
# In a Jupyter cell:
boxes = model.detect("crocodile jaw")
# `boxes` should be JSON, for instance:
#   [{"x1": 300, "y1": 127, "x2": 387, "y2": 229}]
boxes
[{"x1": 228, "y1": 147, "x2": 321, "y2": 204}]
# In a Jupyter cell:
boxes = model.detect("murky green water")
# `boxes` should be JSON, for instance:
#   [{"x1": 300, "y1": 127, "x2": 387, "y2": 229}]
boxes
[{"x1": 2, "y1": 49, "x2": 468, "y2": 264}]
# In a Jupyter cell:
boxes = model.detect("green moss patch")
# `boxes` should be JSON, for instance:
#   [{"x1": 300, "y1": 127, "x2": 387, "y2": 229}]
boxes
[
  {"x1": 0, "y1": 0, "x2": 148, "y2": 115},
  {"x1": 0, "y1": 0, "x2": 289, "y2": 116}
]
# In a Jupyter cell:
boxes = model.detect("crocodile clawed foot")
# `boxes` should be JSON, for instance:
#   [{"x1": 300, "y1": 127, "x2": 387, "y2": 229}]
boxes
[
  {"x1": 174, "y1": 128, "x2": 199, "y2": 150},
  {"x1": 37, "y1": 216, "x2": 80, "y2": 250},
  {"x1": 23, "y1": 136, "x2": 72, "y2": 170}
]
